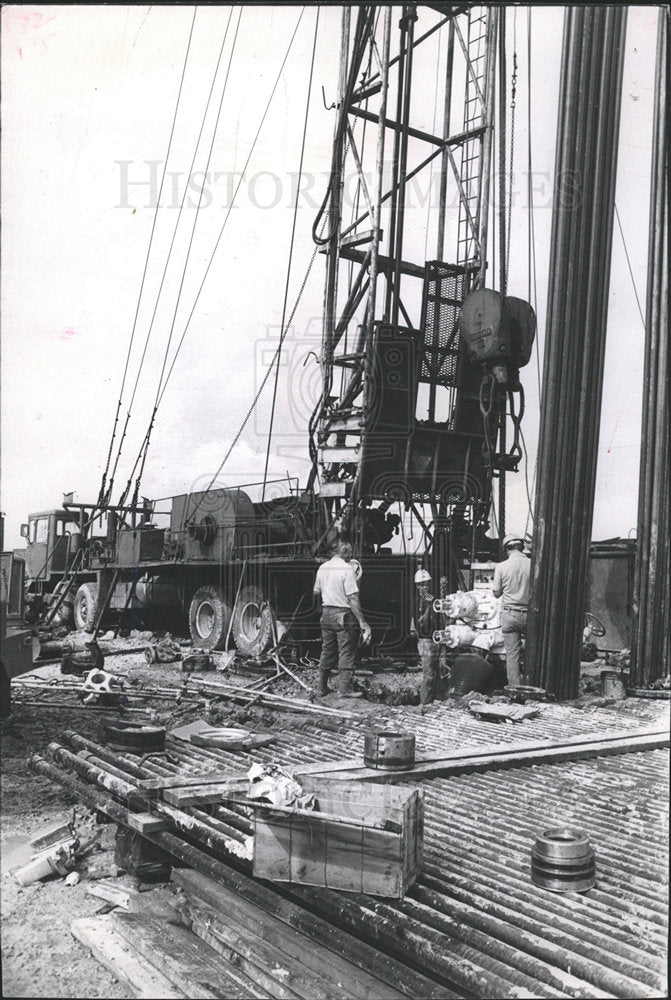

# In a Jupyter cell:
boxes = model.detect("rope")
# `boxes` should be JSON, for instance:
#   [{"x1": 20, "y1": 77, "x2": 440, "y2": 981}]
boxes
[
  {"x1": 263, "y1": 9, "x2": 320, "y2": 498},
  {"x1": 98, "y1": 8, "x2": 198, "y2": 506}
]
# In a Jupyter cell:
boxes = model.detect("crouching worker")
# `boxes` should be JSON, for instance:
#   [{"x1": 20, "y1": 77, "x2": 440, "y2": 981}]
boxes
[
  {"x1": 314, "y1": 541, "x2": 371, "y2": 698},
  {"x1": 411, "y1": 569, "x2": 441, "y2": 707}
]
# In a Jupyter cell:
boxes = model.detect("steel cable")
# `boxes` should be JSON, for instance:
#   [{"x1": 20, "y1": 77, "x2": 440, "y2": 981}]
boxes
[
  {"x1": 262, "y1": 8, "x2": 321, "y2": 498},
  {"x1": 98, "y1": 9, "x2": 198, "y2": 506}
]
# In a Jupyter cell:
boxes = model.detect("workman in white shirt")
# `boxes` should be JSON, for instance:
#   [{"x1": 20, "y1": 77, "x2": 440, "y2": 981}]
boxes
[
  {"x1": 313, "y1": 541, "x2": 371, "y2": 697},
  {"x1": 491, "y1": 532, "x2": 531, "y2": 686}
]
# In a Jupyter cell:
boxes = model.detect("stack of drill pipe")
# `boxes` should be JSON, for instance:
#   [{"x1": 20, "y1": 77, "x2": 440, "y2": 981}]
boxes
[
  {"x1": 58, "y1": 732, "x2": 254, "y2": 846},
  {"x1": 631, "y1": 9, "x2": 670, "y2": 687},
  {"x1": 526, "y1": 5, "x2": 628, "y2": 699},
  {"x1": 28, "y1": 734, "x2": 667, "y2": 997}
]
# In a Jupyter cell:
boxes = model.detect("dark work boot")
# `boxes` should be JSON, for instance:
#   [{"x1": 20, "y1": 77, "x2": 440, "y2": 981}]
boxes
[{"x1": 318, "y1": 668, "x2": 330, "y2": 697}]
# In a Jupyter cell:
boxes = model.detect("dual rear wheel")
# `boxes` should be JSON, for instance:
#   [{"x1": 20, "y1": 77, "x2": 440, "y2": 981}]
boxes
[{"x1": 188, "y1": 584, "x2": 274, "y2": 656}]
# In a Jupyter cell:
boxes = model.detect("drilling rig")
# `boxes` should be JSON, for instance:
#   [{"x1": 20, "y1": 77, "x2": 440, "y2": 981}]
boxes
[
  {"x1": 309, "y1": 4, "x2": 534, "y2": 578},
  {"x1": 19, "y1": 4, "x2": 535, "y2": 656}
]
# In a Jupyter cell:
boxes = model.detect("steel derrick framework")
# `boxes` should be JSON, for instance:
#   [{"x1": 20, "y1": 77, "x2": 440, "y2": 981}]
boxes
[{"x1": 308, "y1": 4, "x2": 501, "y2": 555}]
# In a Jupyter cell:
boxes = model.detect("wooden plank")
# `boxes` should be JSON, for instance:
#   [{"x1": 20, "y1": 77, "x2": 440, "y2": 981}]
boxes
[
  {"x1": 324, "y1": 819, "x2": 364, "y2": 892},
  {"x1": 247, "y1": 800, "x2": 402, "y2": 833},
  {"x1": 71, "y1": 915, "x2": 185, "y2": 999},
  {"x1": 319, "y1": 446, "x2": 361, "y2": 463},
  {"x1": 253, "y1": 814, "x2": 292, "y2": 881},
  {"x1": 362, "y1": 826, "x2": 402, "y2": 896},
  {"x1": 172, "y1": 869, "x2": 410, "y2": 1000},
  {"x1": 112, "y1": 911, "x2": 257, "y2": 1000},
  {"x1": 290, "y1": 814, "x2": 328, "y2": 886},
  {"x1": 86, "y1": 881, "x2": 131, "y2": 909},
  {"x1": 342, "y1": 728, "x2": 671, "y2": 784},
  {"x1": 179, "y1": 896, "x2": 333, "y2": 1000},
  {"x1": 126, "y1": 811, "x2": 173, "y2": 834}
]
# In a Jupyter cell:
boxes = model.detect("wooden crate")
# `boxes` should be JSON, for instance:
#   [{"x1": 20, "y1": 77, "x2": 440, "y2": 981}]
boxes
[{"x1": 251, "y1": 777, "x2": 423, "y2": 898}]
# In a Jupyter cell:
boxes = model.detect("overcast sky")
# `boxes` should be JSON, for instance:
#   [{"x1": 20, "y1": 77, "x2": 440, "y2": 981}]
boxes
[{"x1": 1, "y1": 4, "x2": 659, "y2": 549}]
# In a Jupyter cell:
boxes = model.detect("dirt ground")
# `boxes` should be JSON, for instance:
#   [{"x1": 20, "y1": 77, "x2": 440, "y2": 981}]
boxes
[
  {"x1": 1, "y1": 634, "x2": 665, "y2": 998},
  {"x1": 0, "y1": 635, "x2": 385, "y2": 998}
]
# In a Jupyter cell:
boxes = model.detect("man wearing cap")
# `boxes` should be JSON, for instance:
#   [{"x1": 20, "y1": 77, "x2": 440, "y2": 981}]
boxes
[
  {"x1": 411, "y1": 569, "x2": 441, "y2": 706},
  {"x1": 492, "y1": 533, "x2": 530, "y2": 686},
  {"x1": 314, "y1": 540, "x2": 372, "y2": 698}
]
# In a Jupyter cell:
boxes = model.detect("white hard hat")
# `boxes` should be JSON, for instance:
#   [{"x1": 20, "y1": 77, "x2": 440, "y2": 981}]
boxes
[
  {"x1": 414, "y1": 568, "x2": 432, "y2": 583},
  {"x1": 502, "y1": 533, "x2": 524, "y2": 549}
]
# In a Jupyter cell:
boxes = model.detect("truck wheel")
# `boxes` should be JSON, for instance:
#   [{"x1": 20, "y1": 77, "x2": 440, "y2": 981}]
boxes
[
  {"x1": 189, "y1": 586, "x2": 232, "y2": 650},
  {"x1": 231, "y1": 586, "x2": 274, "y2": 657},
  {"x1": 73, "y1": 583, "x2": 99, "y2": 632}
]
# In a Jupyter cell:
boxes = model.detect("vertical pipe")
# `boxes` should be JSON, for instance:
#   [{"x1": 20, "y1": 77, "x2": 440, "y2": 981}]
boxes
[
  {"x1": 392, "y1": 5, "x2": 418, "y2": 327},
  {"x1": 476, "y1": 8, "x2": 498, "y2": 290},
  {"x1": 366, "y1": 7, "x2": 392, "y2": 340},
  {"x1": 526, "y1": 7, "x2": 628, "y2": 698},
  {"x1": 385, "y1": 10, "x2": 406, "y2": 319},
  {"x1": 431, "y1": 18, "x2": 455, "y2": 423},
  {"x1": 321, "y1": 7, "x2": 351, "y2": 392},
  {"x1": 631, "y1": 8, "x2": 669, "y2": 686},
  {"x1": 436, "y1": 19, "x2": 455, "y2": 263}
]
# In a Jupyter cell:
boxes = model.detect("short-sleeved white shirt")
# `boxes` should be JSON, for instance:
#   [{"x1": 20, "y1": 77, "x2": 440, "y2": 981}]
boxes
[{"x1": 314, "y1": 556, "x2": 359, "y2": 608}]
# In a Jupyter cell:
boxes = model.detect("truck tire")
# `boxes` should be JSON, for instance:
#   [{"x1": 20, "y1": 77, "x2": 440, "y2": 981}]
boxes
[
  {"x1": 73, "y1": 583, "x2": 99, "y2": 632},
  {"x1": 231, "y1": 585, "x2": 274, "y2": 657},
  {"x1": 189, "y1": 586, "x2": 232, "y2": 650}
]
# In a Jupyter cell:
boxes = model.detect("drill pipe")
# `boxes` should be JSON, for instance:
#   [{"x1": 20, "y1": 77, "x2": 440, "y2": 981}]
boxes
[{"x1": 526, "y1": 6, "x2": 628, "y2": 698}]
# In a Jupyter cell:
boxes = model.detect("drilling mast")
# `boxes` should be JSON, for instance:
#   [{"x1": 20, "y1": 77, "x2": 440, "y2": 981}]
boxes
[{"x1": 309, "y1": 5, "x2": 520, "y2": 579}]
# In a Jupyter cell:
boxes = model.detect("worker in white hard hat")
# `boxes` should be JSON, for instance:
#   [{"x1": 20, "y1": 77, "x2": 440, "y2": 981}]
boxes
[
  {"x1": 491, "y1": 533, "x2": 530, "y2": 686},
  {"x1": 410, "y1": 568, "x2": 440, "y2": 706}
]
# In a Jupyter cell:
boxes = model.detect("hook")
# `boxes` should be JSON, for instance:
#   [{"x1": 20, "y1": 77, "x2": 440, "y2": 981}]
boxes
[{"x1": 321, "y1": 85, "x2": 335, "y2": 111}]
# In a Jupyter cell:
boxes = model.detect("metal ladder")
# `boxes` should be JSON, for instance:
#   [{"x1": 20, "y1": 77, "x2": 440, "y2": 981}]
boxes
[{"x1": 455, "y1": 6, "x2": 491, "y2": 279}]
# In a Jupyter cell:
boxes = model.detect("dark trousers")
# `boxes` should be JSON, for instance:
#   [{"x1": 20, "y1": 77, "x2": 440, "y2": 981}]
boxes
[
  {"x1": 418, "y1": 637, "x2": 441, "y2": 705},
  {"x1": 318, "y1": 606, "x2": 359, "y2": 694}
]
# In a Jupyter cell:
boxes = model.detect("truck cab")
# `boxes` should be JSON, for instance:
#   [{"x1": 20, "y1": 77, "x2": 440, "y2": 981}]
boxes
[{"x1": 22, "y1": 509, "x2": 82, "y2": 585}]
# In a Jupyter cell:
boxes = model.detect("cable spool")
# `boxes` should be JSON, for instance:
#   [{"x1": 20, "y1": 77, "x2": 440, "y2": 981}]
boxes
[
  {"x1": 103, "y1": 722, "x2": 166, "y2": 755},
  {"x1": 364, "y1": 731, "x2": 415, "y2": 770},
  {"x1": 531, "y1": 828, "x2": 596, "y2": 892}
]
